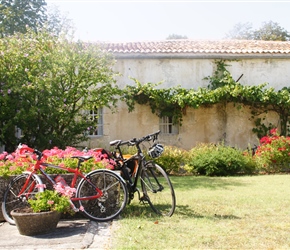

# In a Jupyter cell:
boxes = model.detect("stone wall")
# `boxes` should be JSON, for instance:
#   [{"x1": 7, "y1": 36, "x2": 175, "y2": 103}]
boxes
[
  {"x1": 114, "y1": 58, "x2": 290, "y2": 91},
  {"x1": 86, "y1": 102, "x2": 278, "y2": 151}
]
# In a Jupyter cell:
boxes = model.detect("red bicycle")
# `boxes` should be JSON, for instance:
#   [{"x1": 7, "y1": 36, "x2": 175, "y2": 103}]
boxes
[{"x1": 2, "y1": 145, "x2": 128, "y2": 224}]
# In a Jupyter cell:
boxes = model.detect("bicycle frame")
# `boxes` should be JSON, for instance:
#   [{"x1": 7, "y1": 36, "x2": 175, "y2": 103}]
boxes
[
  {"x1": 39, "y1": 163, "x2": 103, "y2": 202},
  {"x1": 18, "y1": 171, "x2": 44, "y2": 199},
  {"x1": 19, "y1": 147, "x2": 103, "y2": 209},
  {"x1": 110, "y1": 131, "x2": 160, "y2": 202},
  {"x1": 122, "y1": 153, "x2": 144, "y2": 195}
]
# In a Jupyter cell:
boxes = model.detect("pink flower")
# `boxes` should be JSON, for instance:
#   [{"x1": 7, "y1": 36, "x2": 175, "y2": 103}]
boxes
[
  {"x1": 0, "y1": 151, "x2": 8, "y2": 160},
  {"x1": 47, "y1": 200, "x2": 54, "y2": 205},
  {"x1": 9, "y1": 166, "x2": 18, "y2": 171},
  {"x1": 36, "y1": 184, "x2": 46, "y2": 189},
  {"x1": 63, "y1": 186, "x2": 76, "y2": 198},
  {"x1": 54, "y1": 182, "x2": 76, "y2": 198},
  {"x1": 5, "y1": 154, "x2": 14, "y2": 160},
  {"x1": 59, "y1": 162, "x2": 65, "y2": 168},
  {"x1": 54, "y1": 182, "x2": 66, "y2": 195}
]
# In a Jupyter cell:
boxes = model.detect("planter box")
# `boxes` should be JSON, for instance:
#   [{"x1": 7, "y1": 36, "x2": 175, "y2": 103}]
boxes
[{"x1": 11, "y1": 210, "x2": 61, "y2": 236}]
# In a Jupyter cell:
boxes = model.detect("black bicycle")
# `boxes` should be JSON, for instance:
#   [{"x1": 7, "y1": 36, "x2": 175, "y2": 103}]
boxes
[{"x1": 109, "y1": 131, "x2": 176, "y2": 217}]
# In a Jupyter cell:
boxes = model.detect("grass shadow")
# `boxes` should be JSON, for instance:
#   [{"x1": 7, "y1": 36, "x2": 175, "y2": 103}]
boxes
[
  {"x1": 121, "y1": 176, "x2": 250, "y2": 219},
  {"x1": 173, "y1": 204, "x2": 204, "y2": 218},
  {"x1": 121, "y1": 202, "x2": 161, "y2": 218},
  {"x1": 122, "y1": 203, "x2": 242, "y2": 221},
  {"x1": 174, "y1": 205, "x2": 242, "y2": 220}
]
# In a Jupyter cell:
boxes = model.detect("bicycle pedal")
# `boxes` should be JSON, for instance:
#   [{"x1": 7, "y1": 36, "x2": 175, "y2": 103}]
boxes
[{"x1": 139, "y1": 196, "x2": 148, "y2": 204}]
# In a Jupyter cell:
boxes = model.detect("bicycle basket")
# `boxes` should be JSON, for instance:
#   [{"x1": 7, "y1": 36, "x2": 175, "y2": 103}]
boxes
[{"x1": 148, "y1": 144, "x2": 164, "y2": 158}]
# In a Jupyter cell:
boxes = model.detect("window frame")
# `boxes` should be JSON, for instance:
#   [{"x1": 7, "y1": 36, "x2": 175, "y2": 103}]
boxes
[
  {"x1": 159, "y1": 116, "x2": 179, "y2": 134},
  {"x1": 86, "y1": 107, "x2": 103, "y2": 137}
]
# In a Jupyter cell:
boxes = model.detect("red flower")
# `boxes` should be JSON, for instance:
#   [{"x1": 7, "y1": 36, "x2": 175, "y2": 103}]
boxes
[
  {"x1": 260, "y1": 136, "x2": 272, "y2": 145},
  {"x1": 270, "y1": 128, "x2": 278, "y2": 135}
]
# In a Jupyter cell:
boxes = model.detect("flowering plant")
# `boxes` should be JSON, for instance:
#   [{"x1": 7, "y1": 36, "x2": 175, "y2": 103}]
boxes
[
  {"x1": 254, "y1": 128, "x2": 290, "y2": 172},
  {"x1": 28, "y1": 183, "x2": 74, "y2": 214},
  {"x1": 0, "y1": 146, "x2": 116, "y2": 177}
]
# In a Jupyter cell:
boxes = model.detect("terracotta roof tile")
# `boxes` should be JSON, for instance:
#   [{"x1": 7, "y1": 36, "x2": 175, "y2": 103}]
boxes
[{"x1": 100, "y1": 39, "x2": 290, "y2": 55}]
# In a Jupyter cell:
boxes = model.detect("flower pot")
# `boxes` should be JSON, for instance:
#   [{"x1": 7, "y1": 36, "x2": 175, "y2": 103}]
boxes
[{"x1": 11, "y1": 209, "x2": 61, "y2": 236}]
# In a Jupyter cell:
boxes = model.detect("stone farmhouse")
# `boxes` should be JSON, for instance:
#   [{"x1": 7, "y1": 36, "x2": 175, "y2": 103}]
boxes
[{"x1": 85, "y1": 39, "x2": 290, "y2": 151}]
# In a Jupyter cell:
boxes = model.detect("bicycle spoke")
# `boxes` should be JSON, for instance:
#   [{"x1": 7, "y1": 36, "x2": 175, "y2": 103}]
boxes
[
  {"x1": 2, "y1": 173, "x2": 42, "y2": 225},
  {"x1": 76, "y1": 170, "x2": 128, "y2": 222}
]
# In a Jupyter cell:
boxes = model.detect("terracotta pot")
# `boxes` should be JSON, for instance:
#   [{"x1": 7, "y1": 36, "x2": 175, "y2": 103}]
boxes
[{"x1": 11, "y1": 209, "x2": 61, "y2": 236}]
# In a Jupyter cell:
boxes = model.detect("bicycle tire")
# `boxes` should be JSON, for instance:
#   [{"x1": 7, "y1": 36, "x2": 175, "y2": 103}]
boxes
[
  {"x1": 2, "y1": 172, "x2": 44, "y2": 225},
  {"x1": 76, "y1": 169, "x2": 128, "y2": 222},
  {"x1": 140, "y1": 162, "x2": 176, "y2": 216}
]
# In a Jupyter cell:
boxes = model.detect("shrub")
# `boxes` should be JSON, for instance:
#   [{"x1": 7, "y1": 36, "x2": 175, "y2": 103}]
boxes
[
  {"x1": 28, "y1": 187, "x2": 72, "y2": 214},
  {"x1": 186, "y1": 143, "x2": 257, "y2": 176},
  {"x1": 254, "y1": 128, "x2": 290, "y2": 173},
  {"x1": 154, "y1": 146, "x2": 190, "y2": 174}
]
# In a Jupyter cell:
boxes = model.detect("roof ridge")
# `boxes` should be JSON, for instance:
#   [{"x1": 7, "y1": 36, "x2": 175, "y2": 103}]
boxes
[{"x1": 98, "y1": 40, "x2": 290, "y2": 55}]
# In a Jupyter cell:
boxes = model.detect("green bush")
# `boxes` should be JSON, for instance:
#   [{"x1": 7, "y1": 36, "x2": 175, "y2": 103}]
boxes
[
  {"x1": 186, "y1": 143, "x2": 257, "y2": 176},
  {"x1": 154, "y1": 146, "x2": 189, "y2": 174}
]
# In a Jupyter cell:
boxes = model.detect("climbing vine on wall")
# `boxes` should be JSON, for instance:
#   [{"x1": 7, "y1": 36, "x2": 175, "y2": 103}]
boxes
[{"x1": 121, "y1": 61, "x2": 290, "y2": 137}]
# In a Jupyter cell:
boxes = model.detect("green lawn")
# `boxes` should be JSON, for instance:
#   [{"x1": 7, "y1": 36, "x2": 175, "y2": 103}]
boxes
[{"x1": 111, "y1": 175, "x2": 290, "y2": 249}]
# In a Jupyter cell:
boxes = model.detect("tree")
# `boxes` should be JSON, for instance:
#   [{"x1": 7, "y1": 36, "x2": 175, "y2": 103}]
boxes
[
  {"x1": 0, "y1": 29, "x2": 120, "y2": 151},
  {"x1": 226, "y1": 21, "x2": 290, "y2": 41},
  {"x1": 225, "y1": 22, "x2": 253, "y2": 40},
  {"x1": 45, "y1": 4, "x2": 75, "y2": 37},
  {"x1": 166, "y1": 34, "x2": 188, "y2": 40},
  {"x1": 254, "y1": 21, "x2": 290, "y2": 41},
  {"x1": 0, "y1": 0, "x2": 47, "y2": 38}
]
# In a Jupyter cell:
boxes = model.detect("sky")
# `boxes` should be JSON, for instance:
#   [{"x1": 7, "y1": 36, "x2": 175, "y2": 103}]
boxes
[{"x1": 45, "y1": 1, "x2": 290, "y2": 42}]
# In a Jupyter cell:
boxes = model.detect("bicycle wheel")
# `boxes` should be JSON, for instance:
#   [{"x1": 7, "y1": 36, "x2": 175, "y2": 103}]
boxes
[
  {"x1": 76, "y1": 169, "x2": 128, "y2": 222},
  {"x1": 2, "y1": 172, "x2": 43, "y2": 225},
  {"x1": 140, "y1": 162, "x2": 176, "y2": 216}
]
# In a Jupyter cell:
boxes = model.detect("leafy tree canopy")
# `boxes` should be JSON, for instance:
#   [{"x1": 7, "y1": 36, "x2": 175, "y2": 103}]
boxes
[
  {"x1": 0, "y1": 0, "x2": 47, "y2": 38},
  {"x1": 0, "y1": 29, "x2": 120, "y2": 151},
  {"x1": 45, "y1": 4, "x2": 75, "y2": 37},
  {"x1": 226, "y1": 21, "x2": 290, "y2": 41}
]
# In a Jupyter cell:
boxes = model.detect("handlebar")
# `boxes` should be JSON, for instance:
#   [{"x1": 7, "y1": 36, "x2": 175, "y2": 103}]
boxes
[
  {"x1": 19, "y1": 146, "x2": 45, "y2": 160},
  {"x1": 110, "y1": 130, "x2": 160, "y2": 148}
]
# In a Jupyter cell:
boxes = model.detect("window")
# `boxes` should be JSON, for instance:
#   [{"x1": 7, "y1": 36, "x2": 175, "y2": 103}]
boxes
[
  {"x1": 86, "y1": 107, "x2": 103, "y2": 136},
  {"x1": 15, "y1": 127, "x2": 22, "y2": 139},
  {"x1": 159, "y1": 116, "x2": 178, "y2": 134}
]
